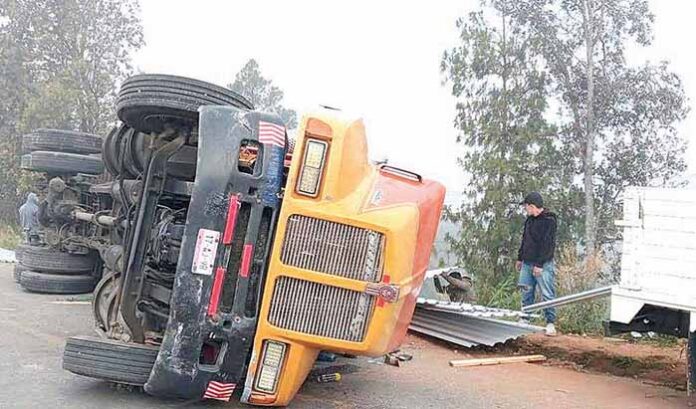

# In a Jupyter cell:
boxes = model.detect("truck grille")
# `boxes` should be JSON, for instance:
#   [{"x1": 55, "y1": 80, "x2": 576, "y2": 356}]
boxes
[
  {"x1": 280, "y1": 215, "x2": 384, "y2": 282},
  {"x1": 268, "y1": 276, "x2": 375, "y2": 342}
]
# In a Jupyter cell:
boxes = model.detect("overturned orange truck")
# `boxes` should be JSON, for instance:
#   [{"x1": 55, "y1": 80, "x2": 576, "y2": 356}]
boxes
[{"x1": 61, "y1": 75, "x2": 445, "y2": 406}]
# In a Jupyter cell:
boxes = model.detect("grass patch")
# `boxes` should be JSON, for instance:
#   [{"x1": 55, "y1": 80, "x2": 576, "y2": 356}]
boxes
[{"x1": 0, "y1": 224, "x2": 23, "y2": 250}]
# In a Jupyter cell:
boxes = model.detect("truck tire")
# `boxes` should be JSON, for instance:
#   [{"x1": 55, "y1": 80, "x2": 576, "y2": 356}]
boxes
[
  {"x1": 13, "y1": 263, "x2": 29, "y2": 283},
  {"x1": 20, "y1": 271, "x2": 96, "y2": 294},
  {"x1": 102, "y1": 126, "x2": 123, "y2": 177},
  {"x1": 21, "y1": 151, "x2": 104, "y2": 175},
  {"x1": 14, "y1": 244, "x2": 30, "y2": 264},
  {"x1": 17, "y1": 245, "x2": 97, "y2": 274},
  {"x1": 23, "y1": 129, "x2": 102, "y2": 155},
  {"x1": 63, "y1": 336, "x2": 158, "y2": 385},
  {"x1": 103, "y1": 125, "x2": 148, "y2": 178},
  {"x1": 116, "y1": 74, "x2": 253, "y2": 133}
]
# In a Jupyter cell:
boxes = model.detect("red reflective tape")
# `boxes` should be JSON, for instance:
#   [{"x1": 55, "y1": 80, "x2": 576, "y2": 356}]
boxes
[
  {"x1": 383, "y1": 275, "x2": 391, "y2": 284},
  {"x1": 207, "y1": 266, "x2": 226, "y2": 316},
  {"x1": 239, "y1": 244, "x2": 253, "y2": 278},
  {"x1": 222, "y1": 195, "x2": 240, "y2": 245}
]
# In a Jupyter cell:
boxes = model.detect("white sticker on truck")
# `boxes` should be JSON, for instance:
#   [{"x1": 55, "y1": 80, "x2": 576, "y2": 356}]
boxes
[{"x1": 191, "y1": 228, "x2": 220, "y2": 276}]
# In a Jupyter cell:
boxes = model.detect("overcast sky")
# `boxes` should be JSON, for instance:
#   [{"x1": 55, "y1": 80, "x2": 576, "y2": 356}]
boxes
[{"x1": 134, "y1": 0, "x2": 696, "y2": 191}]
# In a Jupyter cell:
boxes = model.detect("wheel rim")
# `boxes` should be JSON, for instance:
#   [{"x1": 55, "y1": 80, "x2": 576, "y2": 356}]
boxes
[{"x1": 93, "y1": 270, "x2": 121, "y2": 333}]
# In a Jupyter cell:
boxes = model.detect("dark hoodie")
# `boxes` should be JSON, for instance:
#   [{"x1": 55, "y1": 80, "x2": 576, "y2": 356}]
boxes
[{"x1": 517, "y1": 209, "x2": 557, "y2": 268}]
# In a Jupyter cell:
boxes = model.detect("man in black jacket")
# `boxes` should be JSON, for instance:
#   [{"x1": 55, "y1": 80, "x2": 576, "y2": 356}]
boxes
[{"x1": 516, "y1": 192, "x2": 558, "y2": 336}]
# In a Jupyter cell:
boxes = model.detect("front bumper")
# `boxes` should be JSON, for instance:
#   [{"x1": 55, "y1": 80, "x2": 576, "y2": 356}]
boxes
[{"x1": 144, "y1": 106, "x2": 286, "y2": 399}]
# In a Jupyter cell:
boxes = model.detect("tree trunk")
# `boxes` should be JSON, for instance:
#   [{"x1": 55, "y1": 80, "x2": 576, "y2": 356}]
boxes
[{"x1": 583, "y1": 0, "x2": 596, "y2": 258}]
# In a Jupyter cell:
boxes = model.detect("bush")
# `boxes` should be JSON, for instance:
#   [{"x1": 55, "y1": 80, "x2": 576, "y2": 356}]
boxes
[
  {"x1": 476, "y1": 273, "x2": 522, "y2": 311},
  {"x1": 554, "y1": 245, "x2": 608, "y2": 335},
  {"x1": 0, "y1": 224, "x2": 23, "y2": 250}
]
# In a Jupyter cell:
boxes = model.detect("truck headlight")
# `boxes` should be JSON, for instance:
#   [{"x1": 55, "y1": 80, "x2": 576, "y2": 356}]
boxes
[
  {"x1": 254, "y1": 340, "x2": 287, "y2": 393},
  {"x1": 296, "y1": 139, "x2": 328, "y2": 197}
]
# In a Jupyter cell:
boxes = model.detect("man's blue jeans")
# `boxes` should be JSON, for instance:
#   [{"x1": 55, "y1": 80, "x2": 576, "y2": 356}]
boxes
[{"x1": 518, "y1": 261, "x2": 556, "y2": 324}]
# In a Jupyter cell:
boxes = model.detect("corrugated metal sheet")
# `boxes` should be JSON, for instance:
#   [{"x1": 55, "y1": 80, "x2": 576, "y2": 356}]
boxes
[
  {"x1": 416, "y1": 298, "x2": 535, "y2": 319},
  {"x1": 409, "y1": 307, "x2": 543, "y2": 348}
]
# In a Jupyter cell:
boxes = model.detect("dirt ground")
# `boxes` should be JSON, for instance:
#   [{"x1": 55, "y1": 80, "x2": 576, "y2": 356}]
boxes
[
  {"x1": 514, "y1": 333, "x2": 688, "y2": 390},
  {"x1": 0, "y1": 263, "x2": 691, "y2": 408}
]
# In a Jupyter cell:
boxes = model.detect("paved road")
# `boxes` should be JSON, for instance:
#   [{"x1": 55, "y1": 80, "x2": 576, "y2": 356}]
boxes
[{"x1": 0, "y1": 264, "x2": 688, "y2": 408}]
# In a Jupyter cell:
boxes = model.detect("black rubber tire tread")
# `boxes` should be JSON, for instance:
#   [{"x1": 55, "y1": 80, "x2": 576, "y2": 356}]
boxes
[
  {"x1": 21, "y1": 151, "x2": 104, "y2": 175},
  {"x1": 119, "y1": 84, "x2": 243, "y2": 106},
  {"x1": 116, "y1": 74, "x2": 253, "y2": 133},
  {"x1": 14, "y1": 244, "x2": 31, "y2": 264},
  {"x1": 102, "y1": 126, "x2": 121, "y2": 177},
  {"x1": 123, "y1": 129, "x2": 147, "y2": 176},
  {"x1": 23, "y1": 129, "x2": 102, "y2": 154},
  {"x1": 20, "y1": 271, "x2": 96, "y2": 294},
  {"x1": 13, "y1": 263, "x2": 28, "y2": 283},
  {"x1": 120, "y1": 74, "x2": 253, "y2": 109},
  {"x1": 18, "y1": 245, "x2": 97, "y2": 274},
  {"x1": 63, "y1": 336, "x2": 158, "y2": 385}
]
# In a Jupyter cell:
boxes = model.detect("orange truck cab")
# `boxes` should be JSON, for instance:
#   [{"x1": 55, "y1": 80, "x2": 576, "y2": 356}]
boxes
[{"x1": 241, "y1": 109, "x2": 445, "y2": 405}]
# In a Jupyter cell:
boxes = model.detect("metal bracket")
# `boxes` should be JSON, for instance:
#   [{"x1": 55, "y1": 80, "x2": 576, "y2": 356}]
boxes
[{"x1": 365, "y1": 283, "x2": 400, "y2": 303}]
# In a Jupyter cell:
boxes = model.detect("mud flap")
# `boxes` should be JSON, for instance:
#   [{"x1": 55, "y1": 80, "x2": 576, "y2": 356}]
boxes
[{"x1": 144, "y1": 106, "x2": 285, "y2": 399}]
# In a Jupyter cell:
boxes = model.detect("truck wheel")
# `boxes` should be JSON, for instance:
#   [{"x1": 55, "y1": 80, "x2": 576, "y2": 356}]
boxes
[
  {"x1": 93, "y1": 271, "x2": 121, "y2": 333},
  {"x1": 23, "y1": 129, "x2": 102, "y2": 155},
  {"x1": 102, "y1": 126, "x2": 123, "y2": 177},
  {"x1": 14, "y1": 244, "x2": 30, "y2": 264},
  {"x1": 13, "y1": 263, "x2": 29, "y2": 283},
  {"x1": 116, "y1": 74, "x2": 253, "y2": 133},
  {"x1": 21, "y1": 151, "x2": 104, "y2": 175},
  {"x1": 17, "y1": 245, "x2": 97, "y2": 274},
  {"x1": 63, "y1": 336, "x2": 158, "y2": 385},
  {"x1": 103, "y1": 125, "x2": 148, "y2": 178},
  {"x1": 20, "y1": 271, "x2": 96, "y2": 294}
]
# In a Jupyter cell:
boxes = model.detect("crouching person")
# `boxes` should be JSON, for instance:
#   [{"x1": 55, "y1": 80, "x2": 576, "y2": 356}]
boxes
[{"x1": 439, "y1": 269, "x2": 476, "y2": 303}]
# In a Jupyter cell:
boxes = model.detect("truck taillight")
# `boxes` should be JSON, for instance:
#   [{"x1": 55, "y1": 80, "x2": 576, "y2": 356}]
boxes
[
  {"x1": 254, "y1": 340, "x2": 287, "y2": 393},
  {"x1": 296, "y1": 139, "x2": 328, "y2": 197}
]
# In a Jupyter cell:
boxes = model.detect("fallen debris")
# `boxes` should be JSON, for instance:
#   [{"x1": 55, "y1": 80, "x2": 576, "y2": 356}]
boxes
[
  {"x1": 384, "y1": 350, "x2": 413, "y2": 367},
  {"x1": 520, "y1": 286, "x2": 611, "y2": 313},
  {"x1": 449, "y1": 354, "x2": 547, "y2": 367},
  {"x1": 315, "y1": 373, "x2": 342, "y2": 383},
  {"x1": 417, "y1": 297, "x2": 536, "y2": 319},
  {"x1": 409, "y1": 308, "x2": 543, "y2": 348}
]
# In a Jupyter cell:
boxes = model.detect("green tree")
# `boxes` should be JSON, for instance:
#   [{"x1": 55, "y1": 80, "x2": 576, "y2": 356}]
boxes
[
  {"x1": 511, "y1": 0, "x2": 689, "y2": 252},
  {"x1": 0, "y1": 0, "x2": 144, "y2": 222},
  {"x1": 1, "y1": 0, "x2": 144, "y2": 134},
  {"x1": 228, "y1": 59, "x2": 297, "y2": 129},
  {"x1": 441, "y1": 1, "x2": 579, "y2": 305}
]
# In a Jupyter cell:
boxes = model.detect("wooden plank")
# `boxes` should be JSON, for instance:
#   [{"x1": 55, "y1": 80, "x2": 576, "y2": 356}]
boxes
[{"x1": 449, "y1": 355, "x2": 547, "y2": 368}]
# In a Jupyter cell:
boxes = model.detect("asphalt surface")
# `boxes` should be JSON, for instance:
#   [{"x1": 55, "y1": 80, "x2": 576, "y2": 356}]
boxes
[{"x1": 0, "y1": 263, "x2": 688, "y2": 408}]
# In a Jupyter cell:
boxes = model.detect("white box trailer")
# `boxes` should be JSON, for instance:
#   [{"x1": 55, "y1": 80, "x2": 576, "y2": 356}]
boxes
[{"x1": 611, "y1": 186, "x2": 696, "y2": 395}]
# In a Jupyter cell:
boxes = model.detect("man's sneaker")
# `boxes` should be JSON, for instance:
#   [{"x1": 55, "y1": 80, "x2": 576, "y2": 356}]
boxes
[{"x1": 545, "y1": 323, "x2": 557, "y2": 337}]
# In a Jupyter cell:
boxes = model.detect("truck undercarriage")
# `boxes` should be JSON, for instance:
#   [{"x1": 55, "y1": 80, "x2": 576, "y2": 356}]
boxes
[{"x1": 57, "y1": 74, "x2": 445, "y2": 405}]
